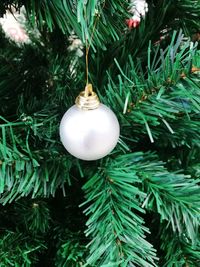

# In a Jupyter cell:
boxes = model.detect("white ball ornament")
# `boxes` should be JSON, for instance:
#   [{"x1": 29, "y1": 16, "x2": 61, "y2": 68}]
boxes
[{"x1": 59, "y1": 84, "x2": 120, "y2": 160}]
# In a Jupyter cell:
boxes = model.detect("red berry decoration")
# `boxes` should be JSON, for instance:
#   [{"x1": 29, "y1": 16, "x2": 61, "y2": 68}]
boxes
[{"x1": 126, "y1": 18, "x2": 140, "y2": 29}]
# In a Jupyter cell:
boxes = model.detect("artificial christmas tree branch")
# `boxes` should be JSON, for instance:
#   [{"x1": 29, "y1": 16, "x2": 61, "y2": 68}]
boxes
[
  {"x1": 0, "y1": 1, "x2": 200, "y2": 266},
  {"x1": 82, "y1": 165, "x2": 157, "y2": 266},
  {"x1": 102, "y1": 32, "x2": 200, "y2": 146},
  {"x1": 128, "y1": 65, "x2": 200, "y2": 110},
  {"x1": 160, "y1": 225, "x2": 200, "y2": 266}
]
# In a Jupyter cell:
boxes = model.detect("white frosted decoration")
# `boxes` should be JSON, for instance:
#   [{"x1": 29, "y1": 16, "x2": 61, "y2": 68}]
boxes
[
  {"x1": 129, "y1": 0, "x2": 148, "y2": 17},
  {"x1": 129, "y1": 0, "x2": 148, "y2": 23},
  {"x1": 0, "y1": 7, "x2": 30, "y2": 44},
  {"x1": 59, "y1": 104, "x2": 120, "y2": 160}
]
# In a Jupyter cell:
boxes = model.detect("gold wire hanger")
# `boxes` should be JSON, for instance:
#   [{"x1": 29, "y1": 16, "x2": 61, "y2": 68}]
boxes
[{"x1": 75, "y1": 11, "x2": 100, "y2": 110}]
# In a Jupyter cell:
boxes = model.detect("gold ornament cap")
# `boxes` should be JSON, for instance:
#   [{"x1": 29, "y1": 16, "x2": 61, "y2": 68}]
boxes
[{"x1": 75, "y1": 84, "x2": 100, "y2": 110}]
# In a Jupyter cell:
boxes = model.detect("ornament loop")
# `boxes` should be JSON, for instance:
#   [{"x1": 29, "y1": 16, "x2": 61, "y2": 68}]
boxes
[
  {"x1": 84, "y1": 83, "x2": 93, "y2": 97},
  {"x1": 75, "y1": 84, "x2": 100, "y2": 110}
]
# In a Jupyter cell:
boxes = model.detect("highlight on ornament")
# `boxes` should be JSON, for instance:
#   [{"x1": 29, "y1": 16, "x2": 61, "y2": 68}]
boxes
[{"x1": 59, "y1": 84, "x2": 120, "y2": 161}]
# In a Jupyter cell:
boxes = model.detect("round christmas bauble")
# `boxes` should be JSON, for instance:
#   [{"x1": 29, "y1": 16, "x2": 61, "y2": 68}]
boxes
[{"x1": 59, "y1": 103, "x2": 120, "y2": 160}]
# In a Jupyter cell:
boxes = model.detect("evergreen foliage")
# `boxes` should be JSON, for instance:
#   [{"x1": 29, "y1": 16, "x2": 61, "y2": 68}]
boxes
[
  {"x1": 0, "y1": 230, "x2": 46, "y2": 266},
  {"x1": 0, "y1": 0, "x2": 200, "y2": 266}
]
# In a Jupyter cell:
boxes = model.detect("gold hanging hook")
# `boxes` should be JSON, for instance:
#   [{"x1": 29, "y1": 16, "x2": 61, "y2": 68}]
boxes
[
  {"x1": 84, "y1": 83, "x2": 93, "y2": 97},
  {"x1": 75, "y1": 9, "x2": 101, "y2": 110},
  {"x1": 75, "y1": 83, "x2": 100, "y2": 110}
]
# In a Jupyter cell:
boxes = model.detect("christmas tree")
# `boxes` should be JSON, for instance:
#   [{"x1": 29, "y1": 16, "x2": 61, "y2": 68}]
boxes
[{"x1": 0, "y1": 1, "x2": 200, "y2": 266}]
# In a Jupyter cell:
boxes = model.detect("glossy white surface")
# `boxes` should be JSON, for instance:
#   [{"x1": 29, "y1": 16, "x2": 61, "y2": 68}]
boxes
[{"x1": 60, "y1": 104, "x2": 120, "y2": 160}]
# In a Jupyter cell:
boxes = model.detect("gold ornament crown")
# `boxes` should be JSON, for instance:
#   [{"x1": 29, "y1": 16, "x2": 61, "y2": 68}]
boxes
[{"x1": 75, "y1": 84, "x2": 100, "y2": 110}]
